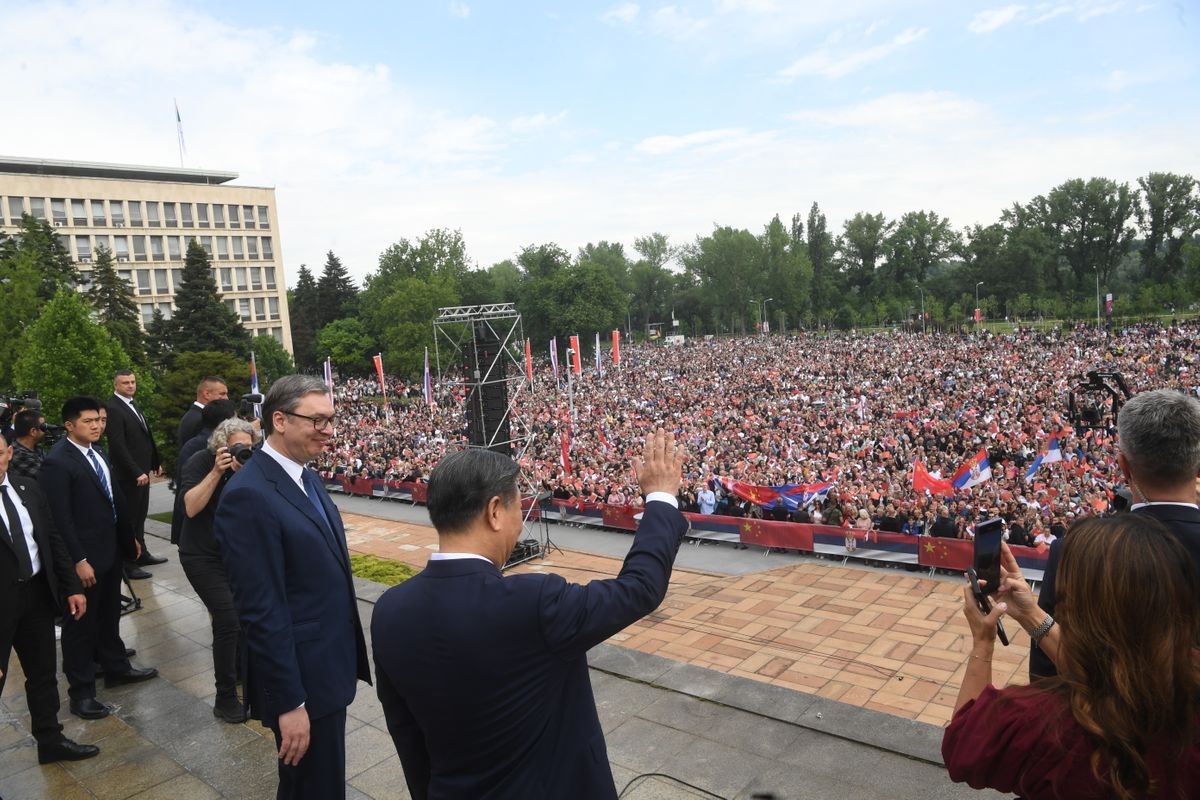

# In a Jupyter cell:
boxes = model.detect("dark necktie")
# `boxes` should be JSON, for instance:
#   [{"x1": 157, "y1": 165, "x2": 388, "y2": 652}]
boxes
[
  {"x1": 129, "y1": 399, "x2": 147, "y2": 430},
  {"x1": 302, "y1": 470, "x2": 333, "y2": 534},
  {"x1": 0, "y1": 484, "x2": 34, "y2": 580},
  {"x1": 87, "y1": 449, "x2": 116, "y2": 520}
]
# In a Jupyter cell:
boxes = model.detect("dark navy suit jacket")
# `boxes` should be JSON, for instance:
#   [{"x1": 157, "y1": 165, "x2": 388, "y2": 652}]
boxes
[
  {"x1": 38, "y1": 439, "x2": 134, "y2": 573},
  {"x1": 371, "y1": 500, "x2": 688, "y2": 800},
  {"x1": 213, "y1": 449, "x2": 370, "y2": 725}
]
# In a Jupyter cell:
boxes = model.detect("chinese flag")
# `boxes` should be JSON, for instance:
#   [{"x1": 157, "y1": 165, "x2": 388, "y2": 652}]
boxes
[
  {"x1": 918, "y1": 537, "x2": 973, "y2": 571},
  {"x1": 913, "y1": 460, "x2": 955, "y2": 496}
]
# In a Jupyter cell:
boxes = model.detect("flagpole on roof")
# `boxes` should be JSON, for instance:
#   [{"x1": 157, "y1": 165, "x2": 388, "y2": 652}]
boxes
[{"x1": 174, "y1": 99, "x2": 186, "y2": 168}]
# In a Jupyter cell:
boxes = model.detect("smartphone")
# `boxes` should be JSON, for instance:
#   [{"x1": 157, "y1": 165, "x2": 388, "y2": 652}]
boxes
[
  {"x1": 973, "y1": 517, "x2": 1005, "y2": 596},
  {"x1": 967, "y1": 567, "x2": 1010, "y2": 647}
]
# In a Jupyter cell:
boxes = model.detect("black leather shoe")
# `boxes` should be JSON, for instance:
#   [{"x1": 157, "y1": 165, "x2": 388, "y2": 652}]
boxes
[
  {"x1": 38, "y1": 738, "x2": 100, "y2": 763},
  {"x1": 137, "y1": 552, "x2": 168, "y2": 566},
  {"x1": 125, "y1": 647, "x2": 136, "y2": 657},
  {"x1": 105, "y1": 666, "x2": 158, "y2": 687},
  {"x1": 69, "y1": 698, "x2": 112, "y2": 720},
  {"x1": 124, "y1": 565, "x2": 152, "y2": 580},
  {"x1": 213, "y1": 695, "x2": 247, "y2": 724}
]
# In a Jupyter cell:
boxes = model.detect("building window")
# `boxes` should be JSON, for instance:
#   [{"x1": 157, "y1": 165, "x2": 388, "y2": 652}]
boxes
[
  {"x1": 119, "y1": 269, "x2": 133, "y2": 288},
  {"x1": 242, "y1": 205, "x2": 255, "y2": 229},
  {"x1": 197, "y1": 203, "x2": 209, "y2": 227},
  {"x1": 212, "y1": 204, "x2": 225, "y2": 227},
  {"x1": 264, "y1": 266, "x2": 277, "y2": 289},
  {"x1": 158, "y1": 302, "x2": 174, "y2": 320},
  {"x1": 78, "y1": 269, "x2": 93, "y2": 290},
  {"x1": 29, "y1": 197, "x2": 46, "y2": 221},
  {"x1": 146, "y1": 202, "x2": 160, "y2": 227},
  {"x1": 247, "y1": 237, "x2": 259, "y2": 259},
  {"x1": 200, "y1": 236, "x2": 213, "y2": 257},
  {"x1": 109, "y1": 200, "x2": 124, "y2": 226},
  {"x1": 93, "y1": 235, "x2": 110, "y2": 254},
  {"x1": 257, "y1": 206, "x2": 269, "y2": 227},
  {"x1": 141, "y1": 303, "x2": 155, "y2": 327},
  {"x1": 89, "y1": 199, "x2": 106, "y2": 226},
  {"x1": 232, "y1": 236, "x2": 244, "y2": 259},
  {"x1": 150, "y1": 235, "x2": 165, "y2": 261},
  {"x1": 260, "y1": 236, "x2": 272, "y2": 259},
  {"x1": 272, "y1": 327, "x2": 283, "y2": 344},
  {"x1": 154, "y1": 269, "x2": 169, "y2": 294},
  {"x1": 75, "y1": 235, "x2": 92, "y2": 261},
  {"x1": 133, "y1": 236, "x2": 148, "y2": 261},
  {"x1": 168, "y1": 236, "x2": 181, "y2": 260},
  {"x1": 137, "y1": 270, "x2": 152, "y2": 296},
  {"x1": 71, "y1": 199, "x2": 87, "y2": 225},
  {"x1": 254, "y1": 297, "x2": 266, "y2": 320},
  {"x1": 269, "y1": 296, "x2": 280, "y2": 320},
  {"x1": 128, "y1": 201, "x2": 143, "y2": 226},
  {"x1": 250, "y1": 266, "x2": 262, "y2": 290},
  {"x1": 51, "y1": 198, "x2": 67, "y2": 224},
  {"x1": 225, "y1": 299, "x2": 236, "y2": 314},
  {"x1": 6, "y1": 197, "x2": 22, "y2": 223},
  {"x1": 57, "y1": 234, "x2": 71, "y2": 253},
  {"x1": 220, "y1": 268, "x2": 233, "y2": 292},
  {"x1": 180, "y1": 203, "x2": 193, "y2": 227},
  {"x1": 163, "y1": 202, "x2": 177, "y2": 227},
  {"x1": 170, "y1": 268, "x2": 181, "y2": 290},
  {"x1": 227, "y1": 204, "x2": 240, "y2": 228},
  {"x1": 216, "y1": 236, "x2": 229, "y2": 260},
  {"x1": 234, "y1": 267, "x2": 247, "y2": 290},
  {"x1": 238, "y1": 298, "x2": 251, "y2": 321},
  {"x1": 114, "y1": 236, "x2": 129, "y2": 261}
]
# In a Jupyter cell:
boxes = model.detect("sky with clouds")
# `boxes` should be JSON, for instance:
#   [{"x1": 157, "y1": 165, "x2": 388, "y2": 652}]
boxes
[{"x1": 1, "y1": 1, "x2": 1197, "y2": 284}]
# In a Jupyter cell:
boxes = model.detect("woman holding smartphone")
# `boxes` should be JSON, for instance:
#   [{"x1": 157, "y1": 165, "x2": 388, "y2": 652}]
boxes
[{"x1": 943, "y1": 515, "x2": 1200, "y2": 799}]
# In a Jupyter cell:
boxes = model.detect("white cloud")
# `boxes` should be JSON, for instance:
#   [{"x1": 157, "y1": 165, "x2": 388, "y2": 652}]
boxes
[
  {"x1": 510, "y1": 110, "x2": 569, "y2": 133},
  {"x1": 788, "y1": 91, "x2": 988, "y2": 132},
  {"x1": 716, "y1": 0, "x2": 780, "y2": 12},
  {"x1": 650, "y1": 5, "x2": 709, "y2": 40},
  {"x1": 449, "y1": 1, "x2": 470, "y2": 19},
  {"x1": 601, "y1": 3, "x2": 639, "y2": 24},
  {"x1": 777, "y1": 26, "x2": 927, "y2": 80},
  {"x1": 1030, "y1": 4, "x2": 1073, "y2": 23},
  {"x1": 634, "y1": 127, "x2": 778, "y2": 156},
  {"x1": 968, "y1": 5, "x2": 1025, "y2": 33}
]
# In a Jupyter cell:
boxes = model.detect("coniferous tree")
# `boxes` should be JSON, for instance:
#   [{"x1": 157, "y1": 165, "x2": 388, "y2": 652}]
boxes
[
  {"x1": 86, "y1": 244, "x2": 145, "y2": 365},
  {"x1": 0, "y1": 214, "x2": 79, "y2": 300},
  {"x1": 316, "y1": 250, "x2": 357, "y2": 329},
  {"x1": 171, "y1": 239, "x2": 251, "y2": 358},
  {"x1": 290, "y1": 263, "x2": 319, "y2": 370},
  {"x1": 144, "y1": 308, "x2": 175, "y2": 372}
]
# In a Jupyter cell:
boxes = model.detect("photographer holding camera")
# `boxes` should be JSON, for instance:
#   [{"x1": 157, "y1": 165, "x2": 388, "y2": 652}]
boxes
[
  {"x1": 179, "y1": 417, "x2": 256, "y2": 724},
  {"x1": 11, "y1": 409, "x2": 48, "y2": 480}
]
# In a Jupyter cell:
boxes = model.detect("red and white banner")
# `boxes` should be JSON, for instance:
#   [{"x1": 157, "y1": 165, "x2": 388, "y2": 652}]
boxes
[
  {"x1": 612, "y1": 330, "x2": 621, "y2": 365},
  {"x1": 559, "y1": 429, "x2": 573, "y2": 476},
  {"x1": 372, "y1": 354, "x2": 390, "y2": 421},
  {"x1": 524, "y1": 338, "x2": 533, "y2": 384},
  {"x1": 569, "y1": 335, "x2": 582, "y2": 375}
]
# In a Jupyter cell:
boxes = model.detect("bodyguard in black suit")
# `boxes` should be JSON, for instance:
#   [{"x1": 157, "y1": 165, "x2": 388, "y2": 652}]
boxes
[
  {"x1": 0, "y1": 434, "x2": 99, "y2": 764},
  {"x1": 177, "y1": 375, "x2": 229, "y2": 447},
  {"x1": 106, "y1": 370, "x2": 165, "y2": 571},
  {"x1": 372, "y1": 431, "x2": 689, "y2": 799},
  {"x1": 1031, "y1": 389, "x2": 1200, "y2": 678},
  {"x1": 39, "y1": 396, "x2": 158, "y2": 719},
  {"x1": 214, "y1": 375, "x2": 370, "y2": 800}
]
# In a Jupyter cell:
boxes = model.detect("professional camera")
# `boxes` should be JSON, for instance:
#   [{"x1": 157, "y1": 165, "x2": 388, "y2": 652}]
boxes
[
  {"x1": 0, "y1": 391, "x2": 42, "y2": 427},
  {"x1": 239, "y1": 392, "x2": 264, "y2": 420},
  {"x1": 228, "y1": 442, "x2": 254, "y2": 465},
  {"x1": 1068, "y1": 370, "x2": 1131, "y2": 431}
]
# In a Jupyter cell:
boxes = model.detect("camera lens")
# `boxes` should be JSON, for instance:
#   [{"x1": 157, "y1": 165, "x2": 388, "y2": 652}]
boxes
[{"x1": 228, "y1": 443, "x2": 253, "y2": 464}]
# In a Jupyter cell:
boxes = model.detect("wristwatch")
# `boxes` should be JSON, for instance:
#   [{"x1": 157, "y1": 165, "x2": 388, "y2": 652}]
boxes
[{"x1": 1030, "y1": 614, "x2": 1056, "y2": 647}]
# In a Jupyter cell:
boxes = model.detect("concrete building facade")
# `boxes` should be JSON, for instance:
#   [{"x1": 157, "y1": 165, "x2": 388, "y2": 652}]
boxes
[{"x1": 0, "y1": 156, "x2": 292, "y2": 353}]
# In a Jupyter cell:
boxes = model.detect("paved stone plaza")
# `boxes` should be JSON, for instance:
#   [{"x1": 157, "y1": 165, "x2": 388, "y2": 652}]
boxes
[{"x1": 0, "y1": 486, "x2": 1007, "y2": 799}]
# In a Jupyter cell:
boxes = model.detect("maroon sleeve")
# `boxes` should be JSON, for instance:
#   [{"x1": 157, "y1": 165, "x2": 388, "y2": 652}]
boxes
[{"x1": 941, "y1": 685, "x2": 1062, "y2": 795}]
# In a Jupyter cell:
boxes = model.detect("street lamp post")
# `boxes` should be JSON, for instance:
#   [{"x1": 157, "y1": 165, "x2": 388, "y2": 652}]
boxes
[
  {"x1": 975, "y1": 282, "x2": 984, "y2": 325},
  {"x1": 763, "y1": 297, "x2": 773, "y2": 335},
  {"x1": 915, "y1": 284, "x2": 925, "y2": 334},
  {"x1": 1094, "y1": 267, "x2": 1101, "y2": 330}
]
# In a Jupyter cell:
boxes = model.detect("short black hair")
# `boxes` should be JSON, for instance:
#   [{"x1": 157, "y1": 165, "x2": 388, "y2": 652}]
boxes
[
  {"x1": 427, "y1": 449, "x2": 521, "y2": 534},
  {"x1": 113, "y1": 369, "x2": 135, "y2": 380},
  {"x1": 201, "y1": 399, "x2": 237, "y2": 429},
  {"x1": 13, "y1": 409, "x2": 43, "y2": 437},
  {"x1": 61, "y1": 395, "x2": 104, "y2": 424}
]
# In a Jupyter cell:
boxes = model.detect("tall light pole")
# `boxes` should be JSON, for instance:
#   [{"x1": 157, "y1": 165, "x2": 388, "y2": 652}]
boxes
[
  {"x1": 915, "y1": 283, "x2": 925, "y2": 334},
  {"x1": 975, "y1": 281, "x2": 984, "y2": 325},
  {"x1": 1094, "y1": 266, "x2": 1101, "y2": 330},
  {"x1": 763, "y1": 297, "x2": 774, "y2": 335}
]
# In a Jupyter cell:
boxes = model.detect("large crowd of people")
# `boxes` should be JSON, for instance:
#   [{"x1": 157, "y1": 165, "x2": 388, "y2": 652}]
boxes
[{"x1": 318, "y1": 322, "x2": 1199, "y2": 543}]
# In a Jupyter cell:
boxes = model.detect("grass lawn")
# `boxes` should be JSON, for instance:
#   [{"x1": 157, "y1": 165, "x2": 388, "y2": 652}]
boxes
[
  {"x1": 148, "y1": 511, "x2": 173, "y2": 523},
  {"x1": 349, "y1": 553, "x2": 419, "y2": 586}
]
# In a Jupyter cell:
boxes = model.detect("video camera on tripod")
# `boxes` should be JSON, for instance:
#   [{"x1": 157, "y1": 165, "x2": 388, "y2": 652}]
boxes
[
  {"x1": 0, "y1": 391, "x2": 66, "y2": 442},
  {"x1": 1068, "y1": 370, "x2": 1131, "y2": 431}
]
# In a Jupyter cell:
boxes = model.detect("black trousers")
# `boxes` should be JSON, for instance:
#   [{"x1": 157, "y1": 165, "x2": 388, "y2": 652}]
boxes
[
  {"x1": 0, "y1": 572, "x2": 65, "y2": 745},
  {"x1": 271, "y1": 709, "x2": 347, "y2": 800},
  {"x1": 180, "y1": 551, "x2": 242, "y2": 698},
  {"x1": 61, "y1": 559, "x2": 130, "y2": 701},
  {"x1": 117, "y1": 477, "x2": 150, "y2": 553}
]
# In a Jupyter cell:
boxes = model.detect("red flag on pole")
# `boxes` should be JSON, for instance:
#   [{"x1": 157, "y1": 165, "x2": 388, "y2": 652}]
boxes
[
  {"x1": 912, "y1": 460, "x2": 954, "y2": 496},
  {"x1": 612, "y1": 330, "x2": 621, "y2": 365},
  {"x1": 560, "y1": 429, "x2": 573, "y2": 477},
  {"x1": 373, "y1": 354, "x2": 390, "y2": 421},
  {"x1": 524, "y1": 338, "x2": 533, "y2": 384},
  {"x1": 569, "y1": 335, "x2": 582, "y2": 375}
]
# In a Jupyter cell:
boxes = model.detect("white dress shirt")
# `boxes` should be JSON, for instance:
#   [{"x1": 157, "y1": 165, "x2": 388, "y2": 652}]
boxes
[
  {"x1": 260, "y1": 439, "x2": 306, "y2": 492},
  {"x1": 68, "y1": 438, "x2": 112, "y2": 491},
  {"x1": 1, "y1": 475, "x2": 41, "y2": 576}
]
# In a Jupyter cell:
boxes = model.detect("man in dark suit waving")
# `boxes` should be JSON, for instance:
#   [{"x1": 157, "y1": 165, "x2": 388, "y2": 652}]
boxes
[
  {"x1": 39, "y1": 396, "x2": 158, "y2": 720},
  {"x1": 215, "y1": 375, "x2": 371, "y2": 800},
  {"x1": 106, "y1": 369, "x2": 165, "y2": 577},
  {"x1": 0, "y1": 432, "x2": 98, "y2": 763},
  {"x1": 372, "y1": 430, "x2": 688, "y2": 799}
]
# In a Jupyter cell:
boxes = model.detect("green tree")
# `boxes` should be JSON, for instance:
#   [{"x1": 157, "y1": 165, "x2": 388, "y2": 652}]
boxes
[
  {"x1": 487, "y1": 259, "x2": 523, "y2": 302},
  {"x1": 86, "y1": 244, "x2": 145, "y2": 366},
  {"x1": 13, "y1": 288, "x2": 128, "y2": 421},
  {"x1": 250, "y1": 334, "x2": 295, "y2": 386},
  {"x1": 682, "y1": 226, "x2": 763, "y2": 335},
  {"x1": 1043, "y1": 177, "x2": 1136, "y2": 287},
  {"x1": 0, "y1": 214, "x2": 79, "y2": 300},
  {"x1": 360, "y1": 229, "x2": 468, "y2": 351},
  {"x1": 806, "y1": 203, "x2": 835, "y2": 325},
  {"x1": 316, "y1": 251, "x2": 358, "y2": 329},
  {"x1": 143, "y1": 308, "x2": 175, "y2": 372},
  {"x1": 371, "y1": 275, "x2": 459, "y2": 376},
  {"x1": 515, "y1": 244, "x2": 572, "y2": 344},
  {"x1": 1136, "y1": 171, "x2": 1200, "y2": 282},
  {"x1": 577, "y1": 241, "x2": 631, "y2": 295},
  {"x1": 289, "y1": 264, "x2": 320, "y2": 370},
  {"x1": 0, "y1": 249, "x2": 44, "y2": 388},
  {"x1": 151, "y1": 351, "x2": 251, "y2": 471},
  {"x1": 884, "y1": 210, "x2": 960, "y2": 286},
  {"x1": 172, "y1": 239, "x2": 251, "y2": 358},
  {"x1": 840, "y1": 212, "x2": 893, "y2": 295},
  {"x1": 316, "y1": 318, "x2": 375, "y2": 375}
]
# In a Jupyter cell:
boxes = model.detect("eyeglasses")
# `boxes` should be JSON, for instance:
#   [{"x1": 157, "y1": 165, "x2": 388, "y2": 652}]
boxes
[{"x1": 282, "y1": 411, "x2": 336, "y2": 431}]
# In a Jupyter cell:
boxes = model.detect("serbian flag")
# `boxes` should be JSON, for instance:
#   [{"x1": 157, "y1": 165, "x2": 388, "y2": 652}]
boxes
[
  {"x1": 550, "y1": 337, "x2": 559, "y2": 383},
  {"x1": 952, "y1": 449, "x2": 992, "y2": 490},
  {"x1": 524, "y1": 338, "x2": 533, "y2": 384},
  {"x1": 559, "y1": 429, "x2": 573, "y2": 477},
  {"x1": 612, "y1": 330, "x2": 621, "y2": 366},
  {"x1": 423, "y1": 347, "x2": 433, "y2": 406},
  {"x1": 710, "y1": 476, "x2": 833, "y2": 511},
  {"x1": 248, "y1": 351, "x2": 262, "y2": 419},
  {"x1": 913, "y1": 460, "x2": 955, "y2": 496},
  {"x1": 595, "y1": 332, "x2": 604, "y2": 376},
  {"x1": 1024, "y1": 432, "x2": 1067, "y2": 482},
  {"x1": 569, "y1": 335, "x2": 582, "y2": 375}
]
